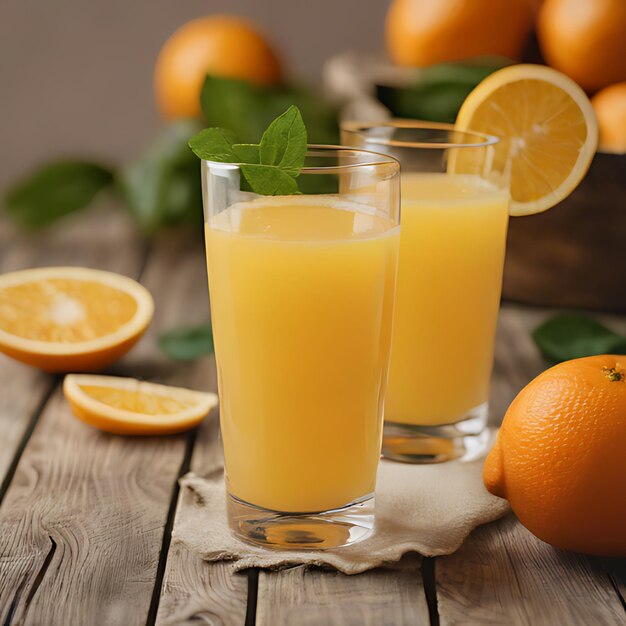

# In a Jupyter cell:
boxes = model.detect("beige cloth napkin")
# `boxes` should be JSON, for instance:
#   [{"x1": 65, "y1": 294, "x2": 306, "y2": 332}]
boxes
[{"x1": 173, "y1": 440, "x2": 510, "y2": 574}]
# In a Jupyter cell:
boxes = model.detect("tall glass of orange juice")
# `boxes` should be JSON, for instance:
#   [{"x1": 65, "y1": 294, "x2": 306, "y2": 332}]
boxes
[
  {"x1": 342, "y1": 121, "x2": 509, "y2": 463},
  {"x1": 202, "y1": 147, "x2": 400, "y2": 549}
]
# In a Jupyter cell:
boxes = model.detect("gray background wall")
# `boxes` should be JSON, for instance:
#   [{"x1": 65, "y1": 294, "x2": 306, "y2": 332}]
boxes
[{"x1": 0, "y1": 0, "x2": 390, "y2": 189}]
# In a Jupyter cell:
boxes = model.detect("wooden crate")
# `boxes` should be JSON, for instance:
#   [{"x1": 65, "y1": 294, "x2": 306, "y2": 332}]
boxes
[
  {"x1": 503, "y1": 152, "x2": 626, "y2": 313},
  {"x1": 323, "y1": 53, "x2": 626, "y2": 314}
]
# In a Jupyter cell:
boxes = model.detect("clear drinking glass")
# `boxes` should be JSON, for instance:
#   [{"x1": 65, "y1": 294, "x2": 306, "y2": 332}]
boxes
[
  {"x1": 202, "y1": 146, "x2": 400, "y2": 549},
  {"x1": 342, "y1": 121, "x2": 510, "y2": 463}
]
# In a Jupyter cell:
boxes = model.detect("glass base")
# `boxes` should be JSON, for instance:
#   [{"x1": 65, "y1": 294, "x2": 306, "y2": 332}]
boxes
[
  {"x1": 382, "y1": 402, "x2": 489, "y2": 463},
  {"x1": 227, "y1": 493, "x2": 374, "y2": 550}
]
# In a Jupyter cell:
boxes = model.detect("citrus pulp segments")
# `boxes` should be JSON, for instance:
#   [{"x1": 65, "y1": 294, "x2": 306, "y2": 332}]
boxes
[
  {"x1": 64, "y1": 374, "x2": 218, "y2": 435},
  {"x1": 0, "y1": 267, "x2": 154, "y2": 372},
  {"x1": 455, "y1": 64, "x2": 598, "y2": 216}
]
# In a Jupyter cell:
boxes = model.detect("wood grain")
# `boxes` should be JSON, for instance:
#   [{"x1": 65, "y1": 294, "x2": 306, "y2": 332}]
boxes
[
  {"x1": 1, "y1": 207, "x2": 624, "y2": 625},
  {"x1": 0, "y1": 388, "x2": 188, "y2": 626},
  {"x1": 504, "y1": 152, "x2": 626, "y2": 313},
  {"x1": 155, "y1": 402, "x2": 248, "y2": 626},
  {"x1": 147, "y1": 232, "x2": 249, "y2": 626},
  {"x1": 489, "y1": 305, "x2": 546, "y2": 426},
  {"x1": 0, "y1": 357, "x2": 52, "y2": 492},
  {"x1": 256, "y1": 560, "x2": 429, "y2": 626},
  {"x1": 0, "y1": 208, "x2": 190, "y2": 626},
  {"x1": 0, "y1": 207, "x2": 143, "y2": 487},
  {"x1": 436, "y1": 514, "x2": 626, "y2": 626},
  {"x1": 604, "y1": 558, "x2": 626, "y2": 608},
  {"x1": 436, "y1": 304, "x2": 626, "y2": 626}
]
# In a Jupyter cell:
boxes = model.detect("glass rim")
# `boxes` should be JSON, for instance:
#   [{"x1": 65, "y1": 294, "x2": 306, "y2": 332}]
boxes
[
  {"x1": 201, "y1": 144, "x2": 400, "y2": 174},
  {"x1": 341, "y1": 119, "x2": 500, "y2": 149}
]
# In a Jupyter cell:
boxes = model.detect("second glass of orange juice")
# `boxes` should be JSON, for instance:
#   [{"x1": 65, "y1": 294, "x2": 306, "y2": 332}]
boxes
[
  {"x1": 203, "y1": 147, "x2": 400, "y2": 548},
  {"x1": 342, "y1": 121, "x2": 509, "y2": 463}
]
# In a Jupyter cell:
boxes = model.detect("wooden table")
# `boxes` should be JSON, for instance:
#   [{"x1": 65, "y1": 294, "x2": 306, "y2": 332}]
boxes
[{"x1": 0, "y1": 205, "x2": 624, "y2": 626}]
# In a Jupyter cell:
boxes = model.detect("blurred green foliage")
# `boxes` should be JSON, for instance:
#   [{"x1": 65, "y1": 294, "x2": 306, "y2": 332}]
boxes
[
  {"x1": 3, "y1": 75, "x2": 339, "y2": 233},
  {"x1": 118, "y1": 119, "x2": 203, "y2": 233},
  {"x1": 201, "y1": 75, "x2": 339, "y2": 145},
  {"x1": 5, "y1": 161, "x2": 113, "y2": 229},
  {"x1": 158, "y1": 324, "x2": 214, "y2": 360},
  {"x1": 3, "y1": 61, "x2": 513, "y2": 231},
  {"x1": 533, "y1": 315, "x2": 626, "y2": 363},
  {"x1": 377, "y1": 58, "x2": 512, "y2": 123}
]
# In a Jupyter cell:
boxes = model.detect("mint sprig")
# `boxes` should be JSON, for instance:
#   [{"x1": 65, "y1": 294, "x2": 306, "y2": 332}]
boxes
[{"x1": 188, "y1": 105, "x2": 307, "y2": 196}]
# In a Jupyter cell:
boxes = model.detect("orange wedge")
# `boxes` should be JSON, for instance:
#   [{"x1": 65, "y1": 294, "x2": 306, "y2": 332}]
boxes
[
  {"x1": 64, "y1": 374, "x2": 218, "y2": 435},
  {"x1": 455, "y1": 64, "x2": 598, "y2": 216},
  {"x1": 0, "y1": 267, "x2": 154, "y2": 372}
]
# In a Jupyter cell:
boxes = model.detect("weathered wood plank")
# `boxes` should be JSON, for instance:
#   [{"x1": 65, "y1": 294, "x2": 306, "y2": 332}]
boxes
[
  {"x1": 155, "y1": 403, "x2": 248, "y2": 626},
  {"x1": 489, "y1": 305, "x2": 546, "y2": 425},
  {"x1": 256, "y1": 560, "x2": 429, "y2": 626},
  {"x1": 436, "y1": 514, "x2": 626, "y2": 626},
  {"x1": 0, "y1": 388, "x2": 186, "y2": 626},
  {"x1": 0, "y1": 210, "x2": 194, "y2": 626},
  {"x1": 0, "y1": 359, "x2": 52, "y2": 493},
  {"x1": 0, "y1": 207, "x2": 143, "y2": 487},
  {"x1": 436, "y1": 305, "x2": 626, "y2": 626},
  {"x1": 145, "y1": 232, "x2": 248, "y2": 626}
]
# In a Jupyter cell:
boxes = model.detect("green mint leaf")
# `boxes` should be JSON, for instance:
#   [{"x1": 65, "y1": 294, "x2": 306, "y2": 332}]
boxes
[
  {"x1": 532, "y1": 314, "x2": 626, "y2": 363},
  {"x1": 119, "y1": 120, "x2": 202, "y2": 233},
  {"x1": 190, "y1": 101, "x2": 308, "y2": 196},
  {"x1": 240, "y1": 164, "x2": 301, "y2": 196},
  {"x1": 258, "y1": 105, "x2": 307, "y2": 176},
  {"x1": 232, "y1": 144, "x2": 260, "y2": 163},
  {"x1": 158, "y1": 324, "x2": 214, "y2": 361},
  {"x1": 5, "y1": 161, "x2": 113, "y2": 228},
  {"x1": 188, "y1": 127, "x2": 238, "y2": 161}
]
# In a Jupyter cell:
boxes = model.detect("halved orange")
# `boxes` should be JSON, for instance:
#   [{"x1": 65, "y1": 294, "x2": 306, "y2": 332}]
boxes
[
  {"x1": 64, "y1": 374, "x2": 218, "y2": 435},
  {"x1": 0, "y1": 267, "x2": 154, "y2": 372},
  {"x1": 455, "y1": 64, "x2": 598, "y2": 216}
]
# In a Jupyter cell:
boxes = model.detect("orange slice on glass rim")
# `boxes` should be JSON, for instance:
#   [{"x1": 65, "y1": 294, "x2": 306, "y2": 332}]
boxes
[
  {"x1": 0, "y1": 267, "x2": 154, "y2": 372},
  {"x1": 455, "y1": 64, "x2": 598, "y2": 216},
  {"x1": 64, "y1": 374, "x2": 218, "y2": 435}
]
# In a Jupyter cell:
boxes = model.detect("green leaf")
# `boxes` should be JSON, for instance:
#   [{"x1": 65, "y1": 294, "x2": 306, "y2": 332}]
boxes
[
  {"x1": 5, "y1": 161, "x2": 113, "y2": 228},
  {"x1": 232, "y1": 144, "x2": 260, "y2": 163},
  {"x1": 201, "y1": 75, "x2": 270, "y2": 143},
  {"x1": 190, "y1": 102, "x2": 309, "y2": 196},
  {"x1": 188, "y1": 128, "x2": 238, "y2": 161},
  {"x1": 200, "y1": 75, "x2": 338, "y2": 145},
  {"x1": 532, "y1": 315, "x2": 626, "y2": 363},
  {"x1": 258, "y1": 105, "x2": 307, "y2": 175},
  {"x1": 118, "y1": 119, "x2": 203, "y2": 233},
  {"x1": 376, "y1": 58, "x2": 512, "y2": 123},
  {"x1": 240, "y1": 164, "x2": 301, "y2": 195},
  {"x1": 158, "y1": 325, "x2": 214, "y2": 361}
]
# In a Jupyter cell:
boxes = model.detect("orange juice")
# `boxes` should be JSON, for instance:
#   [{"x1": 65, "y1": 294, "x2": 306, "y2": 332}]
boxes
[
  {"x1": 385, "y1": 173, "x2": 509, "y2": 426},
  {"x1": 205, "y1": 196, "x2": 399, "y2": 512}
]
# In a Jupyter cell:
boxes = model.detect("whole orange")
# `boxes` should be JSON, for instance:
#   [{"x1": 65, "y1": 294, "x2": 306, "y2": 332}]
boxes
[
  {"x1": 592, "y1": 82, "x2": 626, "y2": 153},
  {"x1": 537, "y1": 0, "x2": 626, "y2": 92},
  {"x1": 154, "y1": 15, "x2": 283, "y2": 120},
  {"x1": 385, "y1": 0, "x2": 535, "y2": 67},
  {"x1": 484, "y1": 355, "x2": 626, "y2": 557}
]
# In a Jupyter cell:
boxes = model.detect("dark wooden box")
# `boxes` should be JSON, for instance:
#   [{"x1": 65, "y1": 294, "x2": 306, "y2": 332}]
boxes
[{"x1": 503, "y1": 152, "x2": 626, "y2": 313}]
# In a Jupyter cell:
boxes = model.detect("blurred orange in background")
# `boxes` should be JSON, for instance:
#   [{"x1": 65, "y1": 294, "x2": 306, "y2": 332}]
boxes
[
  {"x1": 154, "y1": 15, "x2": 283, "y2": 120},
  {"x1": 592, "y1": 83, "x2": 626, "y2": 153},
  {"x1": 385, "y1": 0, "x2": 535, "y2": 67},
  {"x1": 537, "y1": 0, "x2": 626, "y2": 93}
]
